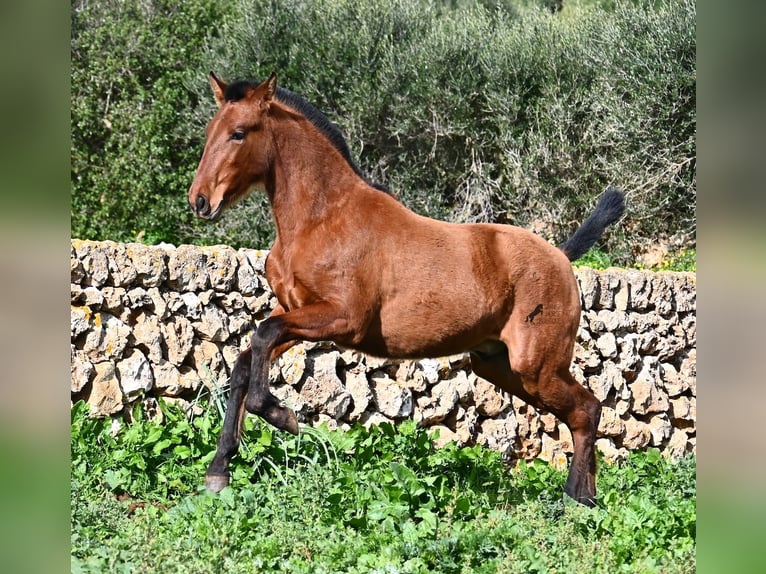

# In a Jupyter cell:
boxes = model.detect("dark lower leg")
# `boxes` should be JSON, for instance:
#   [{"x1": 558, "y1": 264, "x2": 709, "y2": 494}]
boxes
[
  {"x1": 205, "y1": 348, "x2": 252, "y2": 491},
  {"x1": 536, "y1": 371, "x2": 600, "y2": 507},
  {"x1": 561, "y1": 386, "x2": 601, "y2": 507},
  {"x1": 244, "y1": 320, "x2": 298, "y2": 434}
]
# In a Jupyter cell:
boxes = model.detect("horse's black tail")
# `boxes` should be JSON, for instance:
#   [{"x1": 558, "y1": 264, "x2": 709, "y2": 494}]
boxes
[{"x1": 558, "y1": 187, "x2": 625, "y2": 262}]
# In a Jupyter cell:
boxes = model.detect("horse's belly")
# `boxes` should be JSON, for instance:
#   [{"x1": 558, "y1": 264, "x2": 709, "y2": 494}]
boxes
[{"x1": 366, "y1": 302, "x2": 499, "y2": 359}]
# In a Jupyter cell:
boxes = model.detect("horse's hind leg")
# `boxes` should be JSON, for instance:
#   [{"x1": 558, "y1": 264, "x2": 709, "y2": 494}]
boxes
[
  {"x1": 536, "y1": 367, "x2": 601, "y2": 506},
  {"x1": 471, "y1": 346, "x2": 601, "y2": 506},
  {"x1": 205, "y1": 348, "x2": 252, "y2": 492}
]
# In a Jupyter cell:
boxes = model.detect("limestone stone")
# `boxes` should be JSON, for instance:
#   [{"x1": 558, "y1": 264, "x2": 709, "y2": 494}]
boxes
[
  {"x1": 625, "y1": 269, "x2": 652, "y2": 311},
  {"x1": 296, "y1": 351, "x2": 349, "y2": 418},
  {"x1": 190, "y1": 339, "x2": 225, "y2": 380},
  {"x1": 575, "y1": 267, "x2": 600, "y2": 309},
  {"x1": 556, "y1": 422, "x2": 574, "y2": 454},
  {"x1": 454, "y1": 406, "x2": 479, "y2": 444},
  {"x1": 203, "y1": 245, "x2": 238, "y2": 291},
  {"x1": 595, "y1": 438, "x2": 629, "y2": 464},
  {"x1": 131, "y1": 311, "x2": 164, "y2": 363},
  {"x1": 146, "y1": 287, "x2": 168, "y2": 319},
  {"x1": 235, "y1": 251, "x2": 260, "y2": 295},
  {"x1": 659, "y1": 362, "x2": 688, "y2": 397},
  {"x1": 651, "y1": 273, "x2": 676, "y2": 315},
  {"x1": 75, "y1": 241, "x2": 110, "y2": 287},
  {"x1": 279, "y1": 344, "x2": 308, "y2": 386},
  {"x1": 449, "y1": 370, "x2": 475, "y2": 405},
  {"x1": 595, "y1": 309, "x2": 621, "y2": 332},
  {"x1": 539, "y1": 432, "x2": 569, "y2": 470},
  {"x1": 82, "y1": 312, "x2": 131, "y2": 361},
  {"x1": 597, "y1": 269, "x2": 622, "y2": 310},
  {"x1": 622, "y1": 418, "x2": 651, "y2": 449},
  {"x1": 180, "y1": 292, "x2": 203, "y2": 319},
  {"x1": 670, "y1": 396, "x2": 696, "y2": 422},
  {"x1": 397, "y1": 361, "x2": 428, "y2": 392},
  {"x1": 647, "y1": 413, "x2": 672, "y2": 446},
  {"x1": 359, "y1": 411, "x2": 393, "y2": 428},
  {"x1": 167, "y1": 244, "x2": 209, "y2": 291},
  {"x1": 71, "y1": 305, "x2": 91, "y2": 338},
  {"x1": 227, "y1": 310, "x2": 254, "y2": 336},
  {"x1": 126, "y1": 242, "x2": 167, "y2": 287},
  {"x1": 272, "y1": 384, "x2": 310, "y2": 419},
  {"x1": 80, "y1": 286, "x2": 104, "y2": 307},
  {"x1": 574, "y1": 344, "x2": 601, "y2": 370},
  {"x1": 70, "y1": 242, "x2": 85, "y2": 283},
  {"x1": 104, "y1": 242, "x2": 138, "y2": 287},
  {"x1": 597, "y1": 406, "x2": 625, "y2": 437},
  {"x1": 417, "y1": 358, "x2": 441, "y2": 385},
  {"x1": 474, "y1": 378, "x2": 510, "y2": 417},
  {"x1": 116, "y1": 348, "x2": 154, "y2": 398},
  {"x1": 663, "y1": 428, "x2": 690, "y2": 459},
  {"x1": 71, "y1": 347, "x2": 93, "y2": 393},
  {"x1": 369, "y1": 373, "x2": 413, "y2": 418},
  {"x1": 100, "y1": 287, "x2": 126, "y2": 313},
  {"x1": 674, "y1": 273, "x2": 696, "y2": 312},
  {"x1": 192, "y1": 303, "x2": 230, "y2": 342},
  {"x1": 162, "y1": 315, "x2": 195, "y2": 366},
  {"x1": 345, "y1": 368, "x2": 372, "y2": 421},
  {"x1": 630, "y1": 360, "x2": 669, "y2": 415},
  {"x1": 300, "y1": 373, "x2": 351, "y2": 420},
  {"x1": 415, "y1": 379, "x2": 459, "y2": 425},
  {"x1": 152, "y1": 360, "x2": 202, "y2": 396},
  {"x1": 539, "y1": 413, "x2": 557, "y2": 433},
  {"x1": 596, "y1": 332, "x2": 618, "y2": 359},
  {"x1": 430, "y1": 425, "x2": 460, "y2": 448},
  {"x1": 126, "y1": 287, "x2": 153, "y2": 308},
  {"x1": 586, "y1": 362, "x2": 619, "y2": 402},
  {"x1": 87, "y1": 361, "x2": 123, "y2": 416},
  {"x1": 477, "y1": 416, "x2": 518, "y2": 459}
]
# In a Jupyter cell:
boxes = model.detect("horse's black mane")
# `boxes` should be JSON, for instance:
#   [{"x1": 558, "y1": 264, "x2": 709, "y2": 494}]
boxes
[{"x1": 224, "y1": 79, "x2": 389, "y2": 194}]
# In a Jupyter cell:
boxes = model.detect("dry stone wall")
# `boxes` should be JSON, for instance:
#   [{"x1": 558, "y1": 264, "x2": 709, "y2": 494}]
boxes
[{"x1": 70, "y1": 240, "x2": 696, "y2": 467}]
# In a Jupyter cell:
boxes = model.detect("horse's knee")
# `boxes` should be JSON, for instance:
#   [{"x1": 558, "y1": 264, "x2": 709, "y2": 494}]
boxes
[{"x1": 251, "y1": 316, "x2": 286, "y2": 349}]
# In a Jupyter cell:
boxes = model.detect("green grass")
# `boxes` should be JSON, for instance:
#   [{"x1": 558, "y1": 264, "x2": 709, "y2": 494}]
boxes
[
  {"x1": 71, "y1": 401, "x2": 695, "y2": 573},
  {"x1": 574, "y1": 247, "x2": 696, "y2": 272}
]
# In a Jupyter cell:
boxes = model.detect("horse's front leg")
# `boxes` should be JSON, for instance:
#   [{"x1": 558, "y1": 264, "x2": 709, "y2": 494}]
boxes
[
  {"x1": 244, "y1": 301, "x2": 353, "y2": 430},
  {"x1": 205, "y1": 304, "x2": 296, "y2": 492},
  {"x1": 205, "y1": 347, "x2": 255, "y2": 492}
]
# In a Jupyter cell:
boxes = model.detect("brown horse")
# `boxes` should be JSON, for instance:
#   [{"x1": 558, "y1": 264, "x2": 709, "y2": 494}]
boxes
[{"x1": 188, "y1": 72, "x2": 625, "y2": 507}]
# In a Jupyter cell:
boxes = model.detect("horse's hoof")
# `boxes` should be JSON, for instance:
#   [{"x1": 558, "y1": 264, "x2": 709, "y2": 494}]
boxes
[
  {"x1": 205, "y1": 474, "x2": 230, "y2": 492},
  {"x1": 283, "y1": 408, "x2": 299, "y2": 435},
  {"x1": 264, "y1": 405, "x2": 300, "y2": 435}
]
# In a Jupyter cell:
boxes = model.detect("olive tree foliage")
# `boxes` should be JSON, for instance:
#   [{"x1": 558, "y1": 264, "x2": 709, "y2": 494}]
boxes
[
  {"x1": 71, "y1": 0, "x2": 237, "y2": 245},
  {"x1": 73, "y1": 0, "x2": 695, "y2": 264}
]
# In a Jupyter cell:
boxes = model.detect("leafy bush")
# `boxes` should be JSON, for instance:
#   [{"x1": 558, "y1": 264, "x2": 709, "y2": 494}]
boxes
[
  {"x1": 71, "y1": 0, "x2": 237, "y2": 245},
  {"x1": 72, "y1": 0, "x2": 695, "y2": 266},
  {"x1": 71, "y1": 399, "x2": 696, "y2": 573}
]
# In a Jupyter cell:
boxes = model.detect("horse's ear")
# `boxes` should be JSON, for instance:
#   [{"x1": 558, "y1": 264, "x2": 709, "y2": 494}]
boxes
[
  {"x1": 263, "y1": 71, "x2": 277, "y2": 102},
  {"x1": 209, "y1": 72, "x2": 227, "y2": 108}
]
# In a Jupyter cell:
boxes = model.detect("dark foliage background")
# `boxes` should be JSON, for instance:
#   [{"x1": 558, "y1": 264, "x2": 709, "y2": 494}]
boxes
[{"x1": 71, "y1": 0, "x2": 695, "y2": 266}]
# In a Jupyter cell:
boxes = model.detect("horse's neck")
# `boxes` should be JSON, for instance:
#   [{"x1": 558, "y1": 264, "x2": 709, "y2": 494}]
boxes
[{"x1": 267, "y1": 120, "x2": 361, "y2": 243}]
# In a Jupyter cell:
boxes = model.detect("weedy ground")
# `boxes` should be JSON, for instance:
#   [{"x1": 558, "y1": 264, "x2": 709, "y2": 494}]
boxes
[{"x1": 71, "y1": 401, "x2": 695, "y2": 573}]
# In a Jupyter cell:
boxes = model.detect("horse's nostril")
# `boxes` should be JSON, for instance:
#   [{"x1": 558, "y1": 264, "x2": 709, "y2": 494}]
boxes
[{"x1": 196, "y1": 195, "x2": 210, "y2": 215}]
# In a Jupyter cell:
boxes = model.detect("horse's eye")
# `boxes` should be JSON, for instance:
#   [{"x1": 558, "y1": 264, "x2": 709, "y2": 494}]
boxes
[{"x1": 231, "y1": 130, "x2": 246, "y2": 141}]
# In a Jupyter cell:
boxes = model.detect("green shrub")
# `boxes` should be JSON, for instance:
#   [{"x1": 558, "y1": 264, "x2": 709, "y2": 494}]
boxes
[
  {"x1": 185, "y1": 0, "x2": 695, "y2": 264},
  {"x1": 72, "y1": 0, "x2": 695, "y2": 266},
  {"x1": 71, "y1": 0, "x2": 237, "y2": 245}
]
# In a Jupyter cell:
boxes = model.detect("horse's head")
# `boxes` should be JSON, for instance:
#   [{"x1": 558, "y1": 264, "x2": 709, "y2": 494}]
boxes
[{"x1": 188, "y1": 72, "x2": 277, "y2": 220}]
